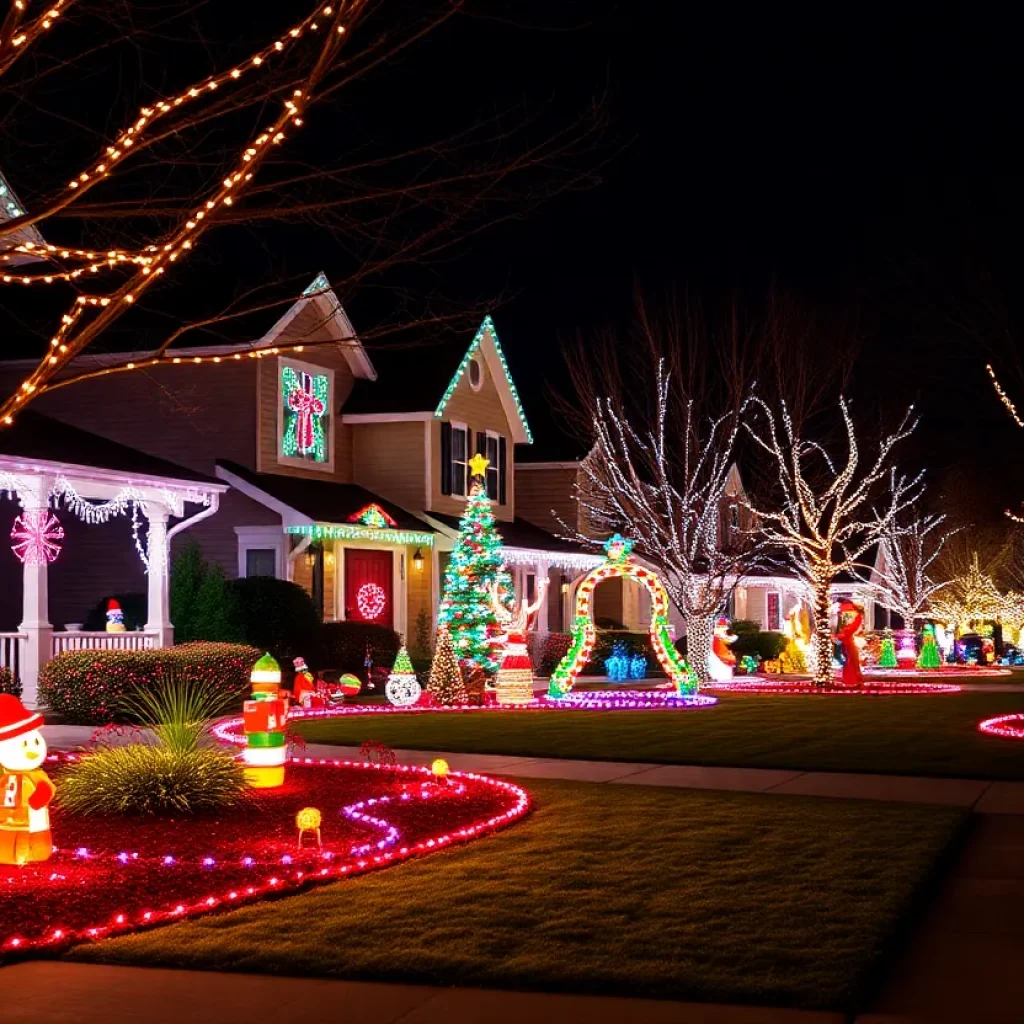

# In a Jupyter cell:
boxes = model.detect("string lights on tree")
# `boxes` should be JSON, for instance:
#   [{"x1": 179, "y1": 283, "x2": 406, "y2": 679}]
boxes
[
  {"x1": 743, "y1": 396, "x2": 922, "y2": 686},
  {"x1": 569, "y1": 360, "x2": 764, "y2": 682}
]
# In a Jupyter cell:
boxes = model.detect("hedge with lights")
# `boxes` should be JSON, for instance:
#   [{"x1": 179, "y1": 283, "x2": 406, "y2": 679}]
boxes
[
  {"x1": 0, "y1": 666, "x2": 19, "y2": 697},
  {"x1": 38, "y1": 643, "x2": 260, "y2": 724}
]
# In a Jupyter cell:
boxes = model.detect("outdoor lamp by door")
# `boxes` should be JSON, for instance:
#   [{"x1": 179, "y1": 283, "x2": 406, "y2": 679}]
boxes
[{"x1": 412, "y1": 547, "x2": 424, "y2": 572}]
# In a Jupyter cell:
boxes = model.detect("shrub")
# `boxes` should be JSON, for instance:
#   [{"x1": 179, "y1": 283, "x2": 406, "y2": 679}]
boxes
[
  {"x1": 731, "y1": 629, "x2": 788, "y2": 663},
  {"x1": 227, "y1": 576, "x2": 321, "y2": 665},
  {"x1": 83, "y1": 593, "x2": 147, "y2": 631},
  {"x1": 730, "y1": 620, "x2": 761, "y2": 635},
  {"x1": 320, "y1": 621, "x2": 401, "y2": 679},
  {"x1": 38, "y1": 642, "x2": 260, "y2": 724},
  {"x1": 530, "y1": 632, "x2": 572, "y2": 675},
  {"x1": 58, "y1": 745, "x2": 246, "y2": 815},
  {"x1": 171, "y1": 542, "x2": 241, "y2": 643},
  {"x1": 0, "y1": 666, "x2": 20, "y2": 697}
]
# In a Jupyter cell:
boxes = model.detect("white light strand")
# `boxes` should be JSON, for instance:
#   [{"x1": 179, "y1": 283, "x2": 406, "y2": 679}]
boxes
[
  {"x1": 499, "y1": 547, "x2": 604, "y2": 571},
  {"x1": 131, "y1": 502, "x2": 150, "y2": 573},
  {"x1": 50, "y1": 476, "x2": 142, "y2": 524},
  {"x1": 0, "y1": 471, "x2": 17, "y2": 497}
]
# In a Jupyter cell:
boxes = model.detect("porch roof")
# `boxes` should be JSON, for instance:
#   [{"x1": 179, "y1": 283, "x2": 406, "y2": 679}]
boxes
[
  {"x1": 0, "y1": 411, "x2": 221, "y2": 489},
  {"x1": 216, "y1": 460, "x2": 436, "y2": 537}
]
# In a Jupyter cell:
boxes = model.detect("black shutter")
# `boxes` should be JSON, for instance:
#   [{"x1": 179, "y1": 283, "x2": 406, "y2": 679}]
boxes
[
  {"x1": 476, "y1": 431, "x2": 487, "y2": 456},
  {"x1": 440, "y1": 421, "x2": 452, "y2": 495},
  {"x1": 498, "y1": 435, "x2": 507, "y2": 505}
]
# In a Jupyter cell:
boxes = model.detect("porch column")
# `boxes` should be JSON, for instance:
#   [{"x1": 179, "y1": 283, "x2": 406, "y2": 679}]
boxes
[
  {"x1": 16, "y1": 475, "x2": 53, "y2": 709},
  {"x1": 535, "y1": 559, "x2": 550, "y2": 635},
  {"x1": 143, "y1": 504, "x2": 174, "y2": 648}
]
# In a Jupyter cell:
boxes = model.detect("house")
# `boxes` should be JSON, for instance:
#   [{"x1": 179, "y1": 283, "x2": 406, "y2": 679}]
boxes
[
  {"x1": 515, "y1": 448, "x2": 878, "y2": 635},
  {"x1": 0, "y1": 274, "x2": 601, "y2": 702}
]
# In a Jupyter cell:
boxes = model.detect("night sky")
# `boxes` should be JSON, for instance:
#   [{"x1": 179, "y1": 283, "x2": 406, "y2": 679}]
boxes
[{"x1": 3, "y1": 2, "x2": 1024, "y2": 521}]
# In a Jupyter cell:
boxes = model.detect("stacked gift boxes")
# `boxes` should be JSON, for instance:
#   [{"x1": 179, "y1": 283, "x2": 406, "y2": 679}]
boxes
[{"x1": 242, "y1": 653, "x2": 288, "y2": 789}]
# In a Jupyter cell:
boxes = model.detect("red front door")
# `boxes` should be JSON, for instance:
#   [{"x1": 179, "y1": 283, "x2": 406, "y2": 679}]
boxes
[{"x1": 344, "y1": 549, "x2": 393, "y2": 629}]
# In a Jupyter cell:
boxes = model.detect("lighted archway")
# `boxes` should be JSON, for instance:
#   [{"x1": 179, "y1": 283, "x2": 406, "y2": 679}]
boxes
[{"x1": 548, "y1": 535, "x2": 697, "y2": 697}]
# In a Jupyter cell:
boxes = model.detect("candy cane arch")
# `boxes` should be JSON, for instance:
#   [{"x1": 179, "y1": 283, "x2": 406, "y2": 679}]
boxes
[{"x1": 547, "y1": 534, "x2": 697, "y2": 697}]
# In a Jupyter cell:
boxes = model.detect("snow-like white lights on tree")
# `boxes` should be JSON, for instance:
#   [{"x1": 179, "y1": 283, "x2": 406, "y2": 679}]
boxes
[
  {"x1": 11, "y1": 508, "x2": 64, "y2": 564},
  {"x1": 743, "y1": 396, "x2": 922, "y2": 686}
]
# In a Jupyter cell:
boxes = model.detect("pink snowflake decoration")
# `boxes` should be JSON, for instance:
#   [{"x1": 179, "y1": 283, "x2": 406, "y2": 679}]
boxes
[{"x1": 11, "y1": 509, "x2": 65, "y2": 565}]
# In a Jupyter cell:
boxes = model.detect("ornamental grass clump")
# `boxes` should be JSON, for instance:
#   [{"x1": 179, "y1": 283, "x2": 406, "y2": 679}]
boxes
[{"x1": 59, "y1": 675, "x2": 247, "y2": 816}]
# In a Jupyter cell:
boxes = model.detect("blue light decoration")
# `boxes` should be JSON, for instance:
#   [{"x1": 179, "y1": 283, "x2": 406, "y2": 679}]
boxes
[
  {"x1": 604, "y1": 641, "x2": 630, "y2": 682},
  {"x1": 628, "y1": 652, "x2": 648, "y2": 680}
]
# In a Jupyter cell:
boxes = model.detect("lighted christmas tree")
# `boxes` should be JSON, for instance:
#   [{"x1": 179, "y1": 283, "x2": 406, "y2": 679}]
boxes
[
  {"x1": 878, "y1": 630, "x2": 898, "y2": 668},
  {"x1": 437, "y1": 454, "x2": 505, "y2": 673},
  {"x1": 917, "y1": 624, "x2": 942, "y2": 669},
  {"x1": 428, "y1": 626, "x2": 466, "y2": 705}
]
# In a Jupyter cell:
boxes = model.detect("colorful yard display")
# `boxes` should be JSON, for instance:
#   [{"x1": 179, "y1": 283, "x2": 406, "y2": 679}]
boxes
[
  {"x1": 104, "y1": 599, "x2": 126, "y2": 633},
  {"x1": 719, "y1": 679, "x2": 961, "y2": 695},
  {"x1": 335, "y1": 674, "x2": 362, "y2": 699},
  {"x1": 242, "y1": 654, "x2": 288, "y2": 789},
  {"x1": 437, "y1": 455, "x2": 505, "y2": 672},
  {"x1": 491, "y1": 577, "x2": 547, "y2": 704},
  {"x1": 604, "y1": 642, "x2": 630, "y2": 682},
  {"x1": 0, "y1": 695, "x2": 56, "y2": 866},
  {"x1": 548, "y1": 535, "x2": 698, "y2": 698},
  {"x1": 835, "y1": 601, "x2": 865, "y2": 686},
  {"x1": 878, "y1": 631, "x2": 898, "y2": 669},
  {"x1": 708, "y1": 618, "x2": 737, "y2": 682},
  {"x1": 385, "y1": 646, "x2": 422, "y2": 707},
  {"x1": 291, "y1": 657, "x2": 318, "y2": 708},
  {"x1": 896, "y1": 630, "x2": 917, "y2": 669},
  {"x1": 917, "y1": 625, "x2": 942, "y2": 669},
  {"x1": 0, "y1": 755, "x2": 530, "y2": 955},
  {"x1": 428, "y1": 626, "x2": 466, "y2": 706}
]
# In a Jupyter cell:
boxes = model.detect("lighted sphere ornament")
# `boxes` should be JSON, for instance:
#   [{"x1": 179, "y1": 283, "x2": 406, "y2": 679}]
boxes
[
  {"x1": 431, "y1": 758, "x2": 450, "y2": 781},
  {"x1": 296, "y1": 806, "x2": 322, "y2": 849},
  {"x1": 10, "y1": 508, "x2": 64, "y2": 565},
  {"x1": 385, "y1": 645, "x2": 422, "y2": 707},
  {"x1": 242, "y1": 653, "x2": 288, "y2": 789},
  {"x1": 336, "y1": 673, "x2": 362, "y2": 698},
  {"x1": 0, "y1": 694, "x2": 56, "y2": 866},
  {"x1": 356, "y1": 583, "x2": 387, "y2": 621}
]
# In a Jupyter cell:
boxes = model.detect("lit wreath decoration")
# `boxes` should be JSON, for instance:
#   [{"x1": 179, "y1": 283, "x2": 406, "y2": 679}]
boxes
[{"x1": 357, "y1": 583, "x2": 387, "y2": 620}]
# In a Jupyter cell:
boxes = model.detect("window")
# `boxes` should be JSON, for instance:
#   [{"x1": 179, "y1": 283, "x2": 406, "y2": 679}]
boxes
[
  {"x1": 468, "y1": 357, "x2": 483, "y2": 391},
  {"x1": 450, "y1": 423, "x2": 468, "y2": 496},
  {"x1": 245, "y1": 549, "x2": 277, "y2": 578},
  {"x1": 485, "y1": 432, "x2": 499, "y2": 500},
  {"x1": 279, "y1": 359, "x2": 332, "y2": 469},
  {"x1": 766, "y1": 591, "x2": 781, "y2": 632},
  {"x1": 729, "y1": 503, "x2": 739, "y2": 530}
]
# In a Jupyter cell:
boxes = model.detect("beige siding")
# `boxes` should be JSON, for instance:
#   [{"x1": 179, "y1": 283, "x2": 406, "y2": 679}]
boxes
[
  {"x1": 257, "y1": 349, "x2": 356, "y2": 482},
  {"x1": 405, "y1": 542, "x2": 433, "y2": 643},
  {"x1": 351, "y1": 421, "x2": 427, "y2": 512},
  {"x1": 515, "y1": 466, "x2": 579, "y2": 535},
  {"x1": 427, "y1": 337, "x2": 518, "y2": 522}
]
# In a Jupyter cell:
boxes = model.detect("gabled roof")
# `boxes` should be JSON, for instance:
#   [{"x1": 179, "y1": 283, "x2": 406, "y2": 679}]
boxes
[
  {"x1": 0, "y1": 168, "x2": 45, "y2": 267},
  {"x1": 216, "y1": 460, "x2": 433, "y2": 534},
  {"x1": 342, "y1": 316, "x2": 532, "y2": 443},
  {"x1": 0, "y1": 411, "x2": 220, "y2": 486},
  {"x1": 424, "y1": 511, "x2": 590, "y2": 555}
]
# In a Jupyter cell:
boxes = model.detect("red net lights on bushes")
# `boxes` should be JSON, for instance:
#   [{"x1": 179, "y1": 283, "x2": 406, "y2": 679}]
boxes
[
  {"x1": 978, "y1": 714, "x2": 1024, "y2": 739},
  {"x1": 0, "y1": 754, "x2": 529, "y2": 956}
]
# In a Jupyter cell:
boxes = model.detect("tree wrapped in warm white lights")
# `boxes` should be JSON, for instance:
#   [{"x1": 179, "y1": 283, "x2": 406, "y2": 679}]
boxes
[
  {"x1": 930, "y1": 553, "x2": 1004, "y2": 636},
  {"x1": 569, "y1": 361, "x2": 764, "y2": 682},
  {"x1": 858, "y1": 514, "x2": 956, "y2": 628},
  {"x1": 744, "y1": 397, "x2": 922, "y2": 685}
]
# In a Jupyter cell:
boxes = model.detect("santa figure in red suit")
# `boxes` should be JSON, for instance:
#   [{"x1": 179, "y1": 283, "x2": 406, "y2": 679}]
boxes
[{"x1": 0, "y1": 694, "x2": 56, "y2": 865}]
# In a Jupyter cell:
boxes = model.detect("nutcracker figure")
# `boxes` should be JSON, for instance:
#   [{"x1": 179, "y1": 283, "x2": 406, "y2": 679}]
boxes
[{"x1": 0, "y1": 694, "x2": 56, "y2": 865}]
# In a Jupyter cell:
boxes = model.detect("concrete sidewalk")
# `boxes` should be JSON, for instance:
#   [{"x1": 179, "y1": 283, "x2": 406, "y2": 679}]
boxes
[
  {"x1": 42, "y1": 724, "x2": 1024, "y2": 813},
  {"x1": 0, "y1": 962, "x2": 849, "y2": 1024}
]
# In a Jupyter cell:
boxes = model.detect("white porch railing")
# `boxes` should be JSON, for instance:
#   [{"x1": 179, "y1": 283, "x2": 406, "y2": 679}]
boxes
[
  {"x1": 1, "y1": 632, "x2": 25, "y2": 681},
  {"x1": 51, "y1": 631, "x2": 161, "y2": 656}
]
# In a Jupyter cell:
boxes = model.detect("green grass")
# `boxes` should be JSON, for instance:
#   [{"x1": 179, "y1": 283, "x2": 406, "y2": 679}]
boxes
[
  {"x1": 66, "y1": 780, "x2": 965, "y2": 1012},
  {"x1": 294, "y1": 691, "x2": 1024, "y2": 779}
]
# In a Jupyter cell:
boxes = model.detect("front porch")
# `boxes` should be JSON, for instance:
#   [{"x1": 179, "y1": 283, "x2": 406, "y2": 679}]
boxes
[{"x1": 1, "y1": 412, "x2": 226, "y2": 705}]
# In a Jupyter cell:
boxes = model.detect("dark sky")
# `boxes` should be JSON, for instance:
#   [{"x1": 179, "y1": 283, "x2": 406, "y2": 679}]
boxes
[{"x1": 3, "y1": 1, "x2": 1024, "y2": 521}]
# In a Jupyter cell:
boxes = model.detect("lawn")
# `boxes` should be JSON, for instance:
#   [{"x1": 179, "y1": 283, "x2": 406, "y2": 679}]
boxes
[
  {"x1": 66, "y1": 780, "x2": 965, "y2": 1012},
  {"x1": 294, "y1": 691, "x2": 1024, "y2": 779}
]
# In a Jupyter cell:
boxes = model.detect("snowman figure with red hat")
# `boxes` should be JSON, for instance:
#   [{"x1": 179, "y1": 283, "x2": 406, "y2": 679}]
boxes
[
  {"x1": 0, "y1": 694, "x2": 56, "y2": 866},
  {"x1": 105, "y1": 599, "x2": 126, "y2": 633}
]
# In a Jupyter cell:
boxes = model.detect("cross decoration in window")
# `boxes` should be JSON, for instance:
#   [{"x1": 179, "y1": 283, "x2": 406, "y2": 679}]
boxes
[{"x1": 282, "y1": 367, "x2": 329, "y2": 462}]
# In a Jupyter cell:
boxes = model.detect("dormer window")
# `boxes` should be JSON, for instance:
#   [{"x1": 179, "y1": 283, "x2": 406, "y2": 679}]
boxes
[{"x1": 278, "y1": 357, "x2": 334, "y2": 471}]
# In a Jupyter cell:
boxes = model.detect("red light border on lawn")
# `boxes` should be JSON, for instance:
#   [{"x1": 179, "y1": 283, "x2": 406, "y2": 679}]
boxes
[
  {"x1": 978, "y1": 713, "x2": 1024, "y2": 739},
  {"x1": 1, "y1": 754, "x2": 530, "y2": 957},
  {"x1": 705, "y1": 679, "x2": 961, "y2": 695}
]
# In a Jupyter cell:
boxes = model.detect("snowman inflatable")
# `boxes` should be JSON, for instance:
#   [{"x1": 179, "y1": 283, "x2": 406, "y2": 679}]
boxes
[
  {"x1": 0, "y1": 694, "x2": 56, "y2": 865},
  {"x1": 708, "y1": 617, "x2": 738, "y2": 682}
]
